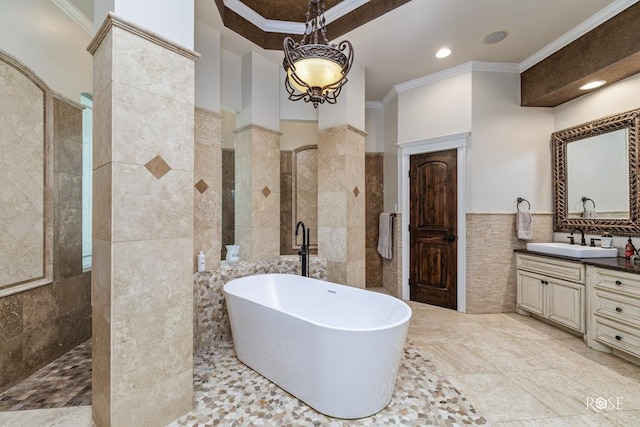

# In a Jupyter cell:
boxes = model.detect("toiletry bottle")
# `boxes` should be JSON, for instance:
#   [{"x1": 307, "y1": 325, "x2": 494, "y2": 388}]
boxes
[
  {"x1": 197, "y1": 250, "x2": 206, "y2": 272},
  {"x1": 625, "y1": 238, "x2": 636, "y2": 259},
  {"x1": 601, "y1": 232, "x2": 613, "y2": 248}
]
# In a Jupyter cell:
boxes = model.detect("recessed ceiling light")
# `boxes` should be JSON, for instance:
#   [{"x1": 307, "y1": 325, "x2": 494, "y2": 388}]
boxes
[
  {"x1": 484, "y1": 31, "x2": 508, "y2": 44},
  {"x1": 435, "y1": 48, "x2": 451, "y2": 59},
  {"x1": 579, "y1": 80, "x2": 606, "y2": 90}
]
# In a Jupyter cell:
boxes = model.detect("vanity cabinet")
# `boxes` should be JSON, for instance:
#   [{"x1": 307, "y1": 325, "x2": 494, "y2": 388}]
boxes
[
  {"x1": 516, "y1": 253, "x2": 585, "y2": 333},
  {"x1": 588, "y1": 267, "x2": 640, "y2": 360}
]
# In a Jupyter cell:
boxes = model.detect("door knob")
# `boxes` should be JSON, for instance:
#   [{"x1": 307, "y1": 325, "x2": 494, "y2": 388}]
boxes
[{"x1": 447, "y1": 234, "x2": 457, "y2": 242}]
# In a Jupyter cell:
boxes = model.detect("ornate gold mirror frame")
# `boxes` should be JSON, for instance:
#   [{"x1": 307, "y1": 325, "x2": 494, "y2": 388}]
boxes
[{"x1": 553, "y1": 108, "x2": 640, "y2": 235}]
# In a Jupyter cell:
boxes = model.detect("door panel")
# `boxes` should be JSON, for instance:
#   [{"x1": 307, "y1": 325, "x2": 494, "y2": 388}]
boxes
[{"x1": 409, "y1": 150, "x2": 457, "y2": 309}]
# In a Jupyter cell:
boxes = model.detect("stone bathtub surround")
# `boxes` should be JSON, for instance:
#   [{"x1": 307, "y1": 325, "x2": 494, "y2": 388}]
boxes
[
  {"x1": 193, "y1": 256, "x2": 327, "y2": 352},
  {"x1": 88, "y1": 13, "x2": 198, "y2": 426},
  {"x1": 194, "y1": 107, "x2": 222, "y2": 272},
  {"x1": 234, "y1": 125, "x2": 282, "y2": 262}
]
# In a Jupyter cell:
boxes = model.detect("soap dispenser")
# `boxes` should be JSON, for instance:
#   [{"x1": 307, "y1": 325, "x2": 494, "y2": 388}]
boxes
[
  {"x1": 197, "y1": 250, "x2": 206, "y2": 272},
  {"x1": 625, "y1": 238, "x2": 636, "y2": 259},
  {"x1": 601, "y1": 232, "x2": 613, "y2": 248}
]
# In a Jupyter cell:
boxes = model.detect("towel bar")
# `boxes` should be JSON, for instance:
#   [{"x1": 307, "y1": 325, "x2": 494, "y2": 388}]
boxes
[
  {"x1": 582, "y1": 196, "x2": 596, "y2": 209},
  {"x1": 517, "y1": 197, "x2": 531, "y2": 211}
]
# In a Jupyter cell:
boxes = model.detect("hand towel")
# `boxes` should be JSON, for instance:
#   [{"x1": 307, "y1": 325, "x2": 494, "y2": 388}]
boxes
[
  {"x1": 377, "y1": 213, "x2": 393, "y2": 260},
  {"x1": 516, "y1": 210, "x2": 534, "y2": 240},
  {"x1": 582, "y1": 209, "x2": 597, "y2": 219}
]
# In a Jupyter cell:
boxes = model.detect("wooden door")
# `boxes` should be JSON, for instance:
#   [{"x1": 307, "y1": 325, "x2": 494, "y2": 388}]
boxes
[{"x1": 409, "y1": 150, "x2": 457, "y2": 309}]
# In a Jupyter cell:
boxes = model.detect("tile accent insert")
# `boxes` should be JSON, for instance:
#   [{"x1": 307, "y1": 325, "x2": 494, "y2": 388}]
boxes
[
  {"x1": 144, "y1": 155, "x2": 171, "y2": 180},
  {"x1": 353, "y1": 186, "x2": 360, "y2": 198},
  {"x1": 194, "y1": 179, "x2": 209, "y2": 194},
  {"x1": 261, "y1": 186, "x2": 271, "y2": 198}
]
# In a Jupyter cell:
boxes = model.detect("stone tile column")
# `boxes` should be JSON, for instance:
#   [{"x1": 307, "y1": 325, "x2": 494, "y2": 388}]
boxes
[
  {"x1": 88, "y1": 14, "x2": 197, "y2": 426},
  {"x1": 318, "y1": 125, "x2": 366, "y2": 287},
  {"x1": 234, "y1": 125, "x2": 281, "y2": 262},
  {"x1": 194, "y1": 107, "x2": 222, "y2": 271}
]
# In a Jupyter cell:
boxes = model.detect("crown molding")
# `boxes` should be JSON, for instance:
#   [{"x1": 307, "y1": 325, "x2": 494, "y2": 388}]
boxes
[
  {"x1": 393, "y1": 61, "x2": 521, "y2": 95},
  {"x1": 520, "y1": 0, "x2": 640, "y2": 72},
  {"x1": 51, "y1": 0, "x2": 93, "y2": 35},
  {"x1": 222, "y1": 0, "x2": 370, "y2": 34},
  {"x1": 365, "y1": 101, "x2": 384, "y2": 110}
]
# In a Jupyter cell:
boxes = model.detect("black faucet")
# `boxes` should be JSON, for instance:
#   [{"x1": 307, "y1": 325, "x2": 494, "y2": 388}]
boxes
[
  {"x1": 570, "y1": 228, "x2": 586, "y2": 246},
  {"x1": 295, "y1": 221, "x2": 310, "y2": 277}
]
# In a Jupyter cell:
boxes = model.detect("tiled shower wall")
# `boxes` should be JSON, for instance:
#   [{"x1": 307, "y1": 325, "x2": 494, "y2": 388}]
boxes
[
  {"x1": 0, "y1": 93, "x2": 91, "y2": 392},
  {"x1": 221, "y1": 149, "x2": 235, "y2": 259},
  {"x1": 280, "y1": 151, "x2": 295, "y2": 256},
  {"x1": 0, "y1": 58, "x2": 45, "y2": 287},
  {"x1": 365, "y1": 153, "x2": 384, "y2": 287}
]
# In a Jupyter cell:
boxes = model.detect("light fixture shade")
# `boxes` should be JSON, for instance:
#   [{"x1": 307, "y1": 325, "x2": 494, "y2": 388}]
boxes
[{"x1": 283, "y1": 1, "x2": 354, "y2": 108}]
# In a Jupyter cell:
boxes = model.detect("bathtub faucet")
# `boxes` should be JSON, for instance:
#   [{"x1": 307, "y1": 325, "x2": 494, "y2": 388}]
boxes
[{"x1": 295, "y1": 221, "x2": 310, "y2": 277}]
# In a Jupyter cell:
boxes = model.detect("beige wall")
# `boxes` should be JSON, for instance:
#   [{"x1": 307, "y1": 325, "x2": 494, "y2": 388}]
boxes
[
  {"x1": 194, "y1": 107, "x2": 222, "y2": 271},
  {"x1": 0, "y1": 56, "x2": 91, "y2": 391},
  {"x1": 0, "y1": 57, "x2": 45, "y2": 287}
]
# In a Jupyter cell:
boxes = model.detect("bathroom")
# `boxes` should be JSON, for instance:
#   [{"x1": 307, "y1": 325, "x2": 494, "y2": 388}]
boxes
[{"x1": 2, "y1": 0, "x2": 640, "y2": 425}]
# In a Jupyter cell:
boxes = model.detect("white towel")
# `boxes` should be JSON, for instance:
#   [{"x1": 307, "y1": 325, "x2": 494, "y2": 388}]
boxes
[
  {"x1": 516, "y1": 210, "x2": 534, "y2": 240},
  {"x1": 377, "y1": 213, "x2": 393, "y2": 260},
  {"x1": 582, "y1": 209, "x2": 597, "y2": 219}
]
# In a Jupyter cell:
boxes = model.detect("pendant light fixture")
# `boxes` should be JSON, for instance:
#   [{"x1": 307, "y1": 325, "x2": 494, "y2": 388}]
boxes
[{"x1": 283, "y1": 0, "x2": 354, "y2": 108}]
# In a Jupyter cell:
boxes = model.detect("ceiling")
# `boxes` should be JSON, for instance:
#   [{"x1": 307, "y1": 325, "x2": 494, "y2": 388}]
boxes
[{"x1": 69, "y1": 0, "x2": 630, "y2": 102}]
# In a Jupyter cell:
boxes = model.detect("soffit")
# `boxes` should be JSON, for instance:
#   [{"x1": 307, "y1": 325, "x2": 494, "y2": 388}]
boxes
[
  {"x1": 521, "y1": 2, "x2": 640, "y2": 107},
  {"x1": 213, "y1": 0, "x2": 411, "y2": 50}
]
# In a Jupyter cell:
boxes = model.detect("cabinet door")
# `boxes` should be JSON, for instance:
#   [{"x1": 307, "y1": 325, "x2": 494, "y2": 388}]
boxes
[
  {"x1": 517, "y1": 271, "x2": 545, "y2": 316},
  {"x1": 548, "y1": 279, "x2": 584, "y2": 332}
]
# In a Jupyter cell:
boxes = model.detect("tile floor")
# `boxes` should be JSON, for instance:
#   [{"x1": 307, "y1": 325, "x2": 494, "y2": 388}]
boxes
[
  {"x1": 0, "y1": 340, "x2": 92, "y2": 411},
  {"x1": 2, "y1": 296, "x2": 640, "y2": 426}
]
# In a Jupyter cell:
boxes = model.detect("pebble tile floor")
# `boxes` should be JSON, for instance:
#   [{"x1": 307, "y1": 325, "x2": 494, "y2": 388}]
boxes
[{"x1": 3, "y1": 297, "x2": 640, "y2": 425}]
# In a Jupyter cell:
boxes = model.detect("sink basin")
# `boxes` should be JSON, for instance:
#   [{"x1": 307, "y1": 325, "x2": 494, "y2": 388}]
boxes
[{"x1": 526, "y1": 242, "x2": 618, "y2": 258}]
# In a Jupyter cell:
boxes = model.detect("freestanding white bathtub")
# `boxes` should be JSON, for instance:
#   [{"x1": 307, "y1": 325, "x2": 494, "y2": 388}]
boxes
[{"x1": 223, "y1": 273, "x2": 412, "y2": 419}]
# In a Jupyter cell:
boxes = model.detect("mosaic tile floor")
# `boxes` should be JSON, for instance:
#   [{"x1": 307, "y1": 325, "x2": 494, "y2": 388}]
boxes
[
  {"x1": 0, "y1": 340, "x2": 92, "y2": 411},
  {"x1": 170, "y1": 340, "x2": 487, "y2": 426}
]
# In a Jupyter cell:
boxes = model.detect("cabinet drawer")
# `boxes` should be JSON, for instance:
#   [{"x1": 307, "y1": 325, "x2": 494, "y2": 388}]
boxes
[
  {"x1": 592, "y1": 268, "x2": 640, "y2": 298},
  {"x1": 517, "y1": 254, "x2": 584, "y2": 283},
  {"x1": 593, "y1": 290, "x2": 640, "y2": 327},
  {"x1": 594, "y1": 318, "x2": 640, "y2": 358}
]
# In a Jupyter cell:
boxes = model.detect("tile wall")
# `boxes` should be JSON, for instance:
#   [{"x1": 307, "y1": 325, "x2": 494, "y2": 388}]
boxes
[
  {"x1": 465, "y1": 213, "x2": 553, "y2": 313},
  {"x1": 0, "y1": 90, "x2": 91, "y2": 392},
  {"x1": 365, "y1": 153, "x2": 384, "y2": 287},
  {"x1": 234, "y1": 125, "x2": 281, "y2": 262},
  {"x1": 194, "y1": 107, "x2": 222, "y2": 271},
  {"x1": 0, "y1": 58, "x2": 45, "y2": 288},
  {"x1": 221, "y1": 149, "x2": 235, "y2": 259},
  {"x1": 222, "y1": 148, "x2": 384, "y2": 285}
]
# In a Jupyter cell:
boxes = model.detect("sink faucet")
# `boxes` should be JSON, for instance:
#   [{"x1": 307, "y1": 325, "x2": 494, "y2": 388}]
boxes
[
  {"x1": 295, "y1": 221, "x2": 310, "y2": 277},
  {"x1": 570, "y1": 228, "x2": 586, "y2": 246}
]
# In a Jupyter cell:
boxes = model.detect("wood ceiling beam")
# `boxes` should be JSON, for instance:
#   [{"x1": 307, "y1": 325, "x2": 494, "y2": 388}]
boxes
[{"x1": 521, "y1": 3, "x2": 640, "y2": 107}]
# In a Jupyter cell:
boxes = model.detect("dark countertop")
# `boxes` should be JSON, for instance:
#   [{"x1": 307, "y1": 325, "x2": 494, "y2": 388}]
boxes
[{"x1": 514, "y1": 248, "x2": 640, "y2": 274}]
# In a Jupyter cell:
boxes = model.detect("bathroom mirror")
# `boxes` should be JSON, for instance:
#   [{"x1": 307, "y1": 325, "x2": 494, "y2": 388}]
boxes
[{"x1": 553, "y1": 108, "x2": 640, "y2": 235}]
